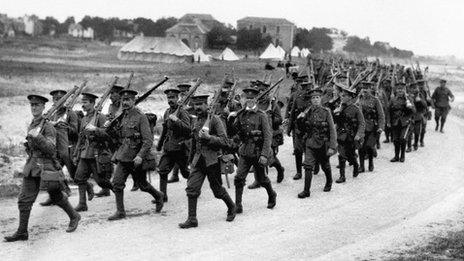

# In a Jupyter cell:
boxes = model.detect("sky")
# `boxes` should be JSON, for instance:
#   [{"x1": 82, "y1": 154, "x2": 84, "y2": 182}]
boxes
[{"x1": 1, "y1": 0, "x2": 464, "y2": 58}]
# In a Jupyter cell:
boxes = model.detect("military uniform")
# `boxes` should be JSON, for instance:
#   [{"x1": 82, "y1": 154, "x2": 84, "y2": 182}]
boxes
[
  {"x1": 107, "y1": 91, "x2": 164, "y2": 220},
  {"x1": 406, "y1": 85, "x2": 428, "y2": 151},
  {"x1": 431, "y1": 80, "x2": 454, "y2": 132},
  {"x1": 5, "y1": 95, "x2": 80, "y2": 242},
  {"x1": 232, "y1": 87, "x2": 276, "y2": 213},
  {"x1": 179, "y1": 96, "x2": 235, "y2": 228},
  {"x1": 297, "y1": 96, "x2": 337, "y2": 197},
  {"x1": 357, "y1": 92, "x2": 385, "y2": 172}
]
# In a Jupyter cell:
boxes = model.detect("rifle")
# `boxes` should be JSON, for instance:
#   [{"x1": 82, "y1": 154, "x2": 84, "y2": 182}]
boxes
[
  {"x1": 125, "y1": 72, "x2": 134, "y2": 89},
  {"x1": 88, "y1": 76, "x2": 119, "y2": 128},
  {"x1": 256, "y1": 77, "x2": 284, "y2": 102},
  {"x1": 224, "y1": 79, "x2": 239, "y2": 111},
  {"x1": 174, "y1": 78, "x2": 203, "y2": 115},
  {"x1": 52, "y1": 80, "x2": 87, "y2": 123}
]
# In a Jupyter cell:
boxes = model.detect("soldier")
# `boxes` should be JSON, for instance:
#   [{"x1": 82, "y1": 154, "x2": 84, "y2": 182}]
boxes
[
  {"x1": 179, "y1": 94, "x2": 236, "y2": 228},
  {"x1": 357, "y1": 82, "x2": 385, "y2": 172},
  {"x1": 379, "y1": 79, "x2": 392, "y2": 143},
  {"x1": 106, "y1": 90, "x2": 164, "y2": 220},
  {"x1": 432, "y1": 79, "x2": 454, "y2": 133},
  {"x1": 167, "y1": 83, "x2": 192, "y2": 183},
  {"x1": 387, "y1": 83, "x2": 415, "y2": 162},
  {"x1": 406, "y1": 82, "x2": 428, "y2": 152},
  {"x1": 333, "y1": 84, "x2": 365, "y2": 183},
  {"x1": 417, "y1": 79, "x2": 432, "y2": 146},
  {"x1": 287, "y1": 78, "x2": 312, "y2": 180},
  {"x1": 297, "y1": 88, "x2": 337, "y2": 198},
  {"x1": 73, "y1": 93, "x2": 114, "y2": 212},
  {"x1": 4, "y1": 95, "x2": 80, "y2": 242},
  {"x1": 232, "y1": 86, "x2": 277, "y2": 214},
  {"x1": 157, "y1": 88, "x2": 191, "y2": 202},
  {"x1": 40, "y1": 89, "x2": 79, "y2": 206}
]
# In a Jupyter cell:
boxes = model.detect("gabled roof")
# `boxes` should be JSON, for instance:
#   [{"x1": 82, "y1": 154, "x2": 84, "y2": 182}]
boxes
[
  {"x1": 166, "y1": 21, "x2": 209, "y2": 35},
  {"x1": 119, "y1": 36, "x2": 193, "y2": 57},
  {"x1": 237, "y1": 17, "x2": 294, "y2": 26},
  {"x1": 180, "y1": 13, "x2": 215, "y2": 22}
]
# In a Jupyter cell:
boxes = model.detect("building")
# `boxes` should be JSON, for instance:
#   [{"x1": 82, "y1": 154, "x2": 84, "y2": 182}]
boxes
[
  {"x1": 68, "y1": 23, "x2": 94, "y2": 40},
  {"x1": 237, "y1": 17, "x2": 296, "y2": 51},
  {"x1": 166, "y1": 13, "x2": 219, "y2": 51},
  {"x1": 22, "y1": 15, "x2": 42, "y2": 36}
]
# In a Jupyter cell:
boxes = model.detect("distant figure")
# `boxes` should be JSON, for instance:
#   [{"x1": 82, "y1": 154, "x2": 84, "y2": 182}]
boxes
[{"x1": 432, "y1": 79, "x2": 454, "y2": 133}]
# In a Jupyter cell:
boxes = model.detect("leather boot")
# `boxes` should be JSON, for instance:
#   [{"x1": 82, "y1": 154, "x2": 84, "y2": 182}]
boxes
[
  {"x1": 400, "y1": 142, "x2": 406, "y2": 162},
  {"x1": 95, "y1": 188, "x2": 110, "y2": 197},
  {"x1": 148, "y1": 186, "x2": 164, "y2": 213},
  {"x1": 222, "y1": 193, "x2": 236, "y2": 222},
  {"x1": 40, "y1": 196, "x2": 54, "y2": 207},
  {"x1": 358, "y1": 152, "x2": 365, "y2": 173},
  {"x1": 391, "y1": 142, "x2": 400, "y2": 162},
  {"x1": 130, "y1": 182, "x2": 139, "y2": 191},
  {"x1": 274, "y1": 160, "x2": 285, "y2": 183},
  {"x1": 323, "y1": 166, "x2": 333, "y2": 192},
  {"x1": 168, "y1": 166, "x2": 180, "y2": 183},
  {"x1": 86, "y1": 182, "x2": 94, "y2": 201},
  {"x1": 56, "y1": 197, "x2": 81, "y2": 233},
  {"x1": 313, "y1": 163, "x2": 320, "y2": 175},
  {"x1": 108, "y1": 191, "x2": 126, "y2": 221},
  {"x1": 160, "y1": 177, "x2": 168, "y2": 202},
  {"x1": 297, "y1": 169, "x2": 312, "y2": 198},
  {"x1": 293, "y1": 152, "x2": 302, "y2": 180},
  {"x1": 368, "y1": 154, "x2": 374, "y2": 172},
  {"x1": 74, "y1": 184, "x2": 88, "y2": 212},
  {"x1": 179, "y1": 197, "x2": 198, "y2": 228},
  {"x1": 352, "y1": 160, "x2": 359, "y2": 178},
  {"x1": 335, "y1": 158, "x2": 346, "y2": 183},
  {"x1": 4, "y1": 210, "x2": 30, "y2": 242},
  {"x1": 248, "y1": 180, "x2": 260, "y2": 189},
  {"x1": 235, "y1": 186, "x2": 243, "y2": 214},
  {"x1": 262, "y1": 183, "x2": 277, "y2": 209}
]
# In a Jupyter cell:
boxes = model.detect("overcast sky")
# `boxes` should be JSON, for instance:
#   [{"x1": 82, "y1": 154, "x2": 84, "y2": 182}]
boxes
[{"x1": 1, "y1": 0, "x2": 463, "y2": 58}]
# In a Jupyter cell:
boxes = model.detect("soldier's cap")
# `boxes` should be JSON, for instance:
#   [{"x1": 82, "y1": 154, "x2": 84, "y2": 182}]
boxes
[
  {"x1": 250, "y1": 80, "x2": 258, "y2": 86},
  {"x1": 111, "y1": 84, "x2": 125, "y2": 93},
  {"x1": 49, "y1": 89, "x2": 67, "y2": 96},
  {"x1": 191, "y1": 94, "x2": 209, "y2": 104},
  {"x1": 309, "y1": 88, "x2": 323, "y2": 97},
  {"x1": 119, "y1": 89, "x2": 138, "y2": 99},
  {"x1": 257, "y1": 81, "x2": 270, "y2": 88},
  {"x1": 27, "y1": 94, "x2": 49, "y2": 104},
  {"x1": 177, "y1": 84, "x2": 191, "y2": 92},
  {"x1": 440, "y1": 79, "x2": 447, "y2": 83},
  {"x1": 224, "y1": 79, "x2": 234, "y2": 86},
  {"x1": 164, "y1": 88, "x2": 180, "y2": 95},
  {"x1": 81, "y1": 92, "x2": 99, "y2": 102},
  {"x1": 242, "y1": 87, "x2": 260, "y2": 97}
]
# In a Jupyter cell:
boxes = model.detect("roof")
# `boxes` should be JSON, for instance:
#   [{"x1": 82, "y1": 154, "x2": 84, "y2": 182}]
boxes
[
  {"x1": 237, "y1": 17, "x2": 295, "y2": 26},
  {"x1": 166, "y1": 20, "x2": 209, "y2": 35},
  {"x1": 69, "y1": 23, "x2": 83, "y2": 31},
  {"x1": 180, "y1": 14, "x2": 215, "y2": 21},
  {"x1": 119, "y1": 36, "x2": 193, "y2": 57}
]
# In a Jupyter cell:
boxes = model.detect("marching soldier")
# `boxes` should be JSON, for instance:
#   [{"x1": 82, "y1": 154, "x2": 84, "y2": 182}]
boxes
[
  {"x1": 387, "y1": 83, "x2": 415, "y2": 162},
  {"x1": 297, "y1": 88, "x2": 337, "y2": 198},
  {"x1": 232, "y1": 86, "x2": 277, "y2": 214},
  {"x1": 432, "y1": 79, "x2": 454, "y2": 133},
  {"x1": 73, "y1": 93, "x2": 114, "y2": 212},
  {"x1": 333, "y1": 84, "x2": 365, "y2": 183},
  {"x1": 40, "y1": 89, "x2": 79, "y2": 206},
  {"x1": 379, "y1": 79, "x2": 392, "y2": 143},
  {"x1": 406, "y1": 82, "x2": 428, "y2": 152},
  {"x1": 417, "y1": 79, "x2": 432, "y2": 146},
  {"x1": 357, "y1": 82, "x2": 385, "y2": 172},
  {"x1": 157, "y1": 88, "x2": 191, "y2": 202},
  {"x1": 107, "y1": 90, "x2": 164, "y2": 220},
  {"x1": 287, "y1": 78, "x2": 312, "y2": 180},
  {"x1": 179, "y1": 94, "x2": 236, "y2": 228},
  {"x1": 5, "y1": 95, "x2": 80, "y2": 242}
]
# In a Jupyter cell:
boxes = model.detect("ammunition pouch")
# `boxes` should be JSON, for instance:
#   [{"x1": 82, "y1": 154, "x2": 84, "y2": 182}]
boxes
[{"x1": 220, "y1": 154, "x2": 235, "y2": 175}]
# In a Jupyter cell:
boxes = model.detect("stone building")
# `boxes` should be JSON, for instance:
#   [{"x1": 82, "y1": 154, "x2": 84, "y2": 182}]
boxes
[
  {"x1": 237, "y1": 17, "x2": 296, "y2": 52},
  {"x1": 166, "y1": 13, "x2": 218, "y2": 51}
]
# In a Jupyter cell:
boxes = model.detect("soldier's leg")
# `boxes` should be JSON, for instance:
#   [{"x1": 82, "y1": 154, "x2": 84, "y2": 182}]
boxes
[
  {"x1": 293, "y1": 134, "x2": 303, "y2": 180},
  {"x1": 254, "y1": 159, "x2": 277, "y2": 209},
  {"x1": 73, "y1": 159, "x2": 92, "y2": 211},
  {"x1": 181, "y1": 162, "x2": 206, "y2": 228},
  {"x1": 358, "y1": 147, "x2": 366, "y2": 173},
  {"x1": 420, "y1": 120, "x2": 427, "y2": 147},
  {"x1": 399, "y1": 127, "x2": 407, "y2": 162},
  {"x1": 234, "y1": 157, "x2": 252, "y2": 213},
  {"x1": 176, "y1": 150, "x2": 190, "y2": 179},
  {"x1": 205, "y1": 162, "x2": 236, "y2": 222},
  {"x1": 248, "y1": 168, "x2": 261, "y2": 189},
  {"x1": 318, "y1": 150, "x2": 333, "y2": 191},
  {"x1": 5, "y1": 177, "x2": 40, "y2": 242},
  {"x1": 434, "y1": 109, "x2": 441, "y2": 131},
  {"x1": 132, "y1": 164, "x2": 164, "y2": 212},
  {"x1": 299, "y1": 147, "x2": 315, "y2": 198},
  {"x1": 47, "y1": 181, "x2": 80, "y2": 233},
  {"x1": 108, "y1": 162, "x2": 130, "y2": 220},
  {"x1": 168, "y1": 163, "x2": 180, "y2": 183},
  {"x1": 440, "y1": 108, "x2": 449, "y2": 132},
  {"x1": 413, "y1": 121, "x2": 421, "y2": 150},
  {"x1": 390, "y1": 126, "x2": 401, "y2": 162},
  {"x1": 406, "y1": 128, "x2": 413, "y2": 152},
  {"x1": 157, "y1": 153, "x2": 176, "y2": 202},
  {"x1": 346, "y1": 142, "x2": 359, "y2": 178}
]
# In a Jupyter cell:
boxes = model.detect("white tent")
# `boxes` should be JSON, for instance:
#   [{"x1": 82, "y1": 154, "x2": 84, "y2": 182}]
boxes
[
  {"x1": 259, "y1": 43, "x2": 282, "y2": 60},
  {"x1": 300, "y1": 48, "x2": 311, "y2": 57},
  {"x1": 217, "y1": 47, "x2": 239, "y2": 61},
  {"x1": 290, "y1": 46, "x2": 300, "y2": 57},
  {"x1": 276, "y1": 46, "x2": 286, "y2": 59},
  {"x1": 118, "y1": 36, "x2": 193, "y2": 63},
  {"x1": 193, "y1": 48, "x2": 211, "y2": 62}
]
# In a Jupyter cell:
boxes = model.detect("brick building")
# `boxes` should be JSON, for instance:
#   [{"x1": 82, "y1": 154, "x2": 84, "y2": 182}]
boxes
[{"x1": 237, "y1": 17, "x2": 296, "y2": 51}]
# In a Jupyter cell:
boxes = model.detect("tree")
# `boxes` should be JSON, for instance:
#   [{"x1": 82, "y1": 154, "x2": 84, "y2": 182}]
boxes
[
  {"x1": 41, "y1": 16, "x2": 60, "y2": 35},
  {"x1": 80, "y1": 16, "x2": 114, "y2": 41},
  {"x1": 236, "y1": 28, "x2": 270, "y2": 50},
  {"x1": 153, "y1": 17, "x2": 178, "y2": 36},
  {"x1": 57, "y1": 16, "x2": 75, "y2": 34},
  {"x1": 206, "y1": 23, "x2": 236, "y2": 49},
  {"x1": 294, "y1": 27, "x2": 333, "y2": 52},
  {"x1": 133, "y1": 17, "x2": 156, "y2": 35}
]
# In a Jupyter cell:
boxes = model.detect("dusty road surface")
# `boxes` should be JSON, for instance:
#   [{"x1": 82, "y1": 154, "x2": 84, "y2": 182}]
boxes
[{"x1": 1, "y1": 116, "x2": 464, "y2": 261}]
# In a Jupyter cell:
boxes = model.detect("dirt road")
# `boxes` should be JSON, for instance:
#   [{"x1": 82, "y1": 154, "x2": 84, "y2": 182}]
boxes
[{"x1": 1, "y1": 116, "x2": 464, "y2": 261}]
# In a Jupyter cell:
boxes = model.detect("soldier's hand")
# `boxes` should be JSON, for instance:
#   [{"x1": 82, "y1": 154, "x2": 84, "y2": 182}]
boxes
[
  {"x1": 27, "y1": 127, "x2": 40, "y2": 138},
  {"x1": 228, "y1": 111, "x2": 238, "y2": 118},
  {"x1": 327, "y1": 148, "x2": 336, "y2": 156},
  {"x1": 168, "y1": 114, "x2": 179, "y2": 122},
  {"x1": 199, "y1": 129, "x2": 211, "y2": 140},
  {"x1": 258, "y1": 156, "x2": 268, "y2": 166},
  {"x1": 354, "y1": 135, "x2": 361, "y2": 141},
  {"x1": 72, "y1": 157, "x2": 78, "y2": 166},
  {"x1": 133, "y1": 156, "x2": 143, "y2": 166},
  {"x1": 297, "y1": 112, "x2": 306, "y2": 119},
  {"x1": 377, "y1": 128, "x2": 383, "y2": 134},
  {"x1": 55, "y1": 121, "x2": 69, "y2": 129},
  {"x1": 85, "y1": 124, "x2": 97, "y2": 131}
]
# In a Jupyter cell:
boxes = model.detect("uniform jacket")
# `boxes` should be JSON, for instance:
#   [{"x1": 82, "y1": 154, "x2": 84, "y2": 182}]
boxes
[
  {"x1": 387, "y1": 95, "x2": 416, "y2": 127},
  {"x1": 288, "y1": 90, "x2": 311, "y2": 133},
  {"x1": 258, "y1": 98, "x2": 283, "y2": 147},
  {"x1": 158, "y1": 106, "x2": 191, "y2": 152},
  {"x1": 23, "y1": 116, "x2": 60, "y2": 177},
  {"x1": 411, "y1": 92, "x2": 428, "y2": 122},
  {"x1": 51, "y1": 108, "x2": 78, "y2": 157},
  {"x1": 74, "y1": 110, "x2": 110, "y2": 159},
  {"x1": 334, "y1": 102, "x2": 366, "y2": 142},
  {"x1": 358, "y1": 95, "x2": 385, "y2": 132},
  {"x1": 232, "y1": 108, "x2": 272, "y2": 159},
  {"x1": 112, "y1": 107, "x2": 153, "y2": 162},
  {"x1": 300, "y1": 105, "x2": 337, "y2": 150},
  {"x1": 432, "y1": 86, "x2": 454, "y2": 108},
  {"x1": 107, "y1": 103, "x2": 120, "y2": 121},
  {"x1": 190, "y1": 114, "x2": 229, "y2": 167}
]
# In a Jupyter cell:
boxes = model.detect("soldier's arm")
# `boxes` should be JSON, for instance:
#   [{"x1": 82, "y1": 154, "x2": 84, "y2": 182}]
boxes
[
  {"x1": 375, "y1": 98, "x2": 385, "y2": 131},
  {"x1": 67, "y1": 110, "x2": 79, "y2": 138},
  {"x1": 93, "y1": 114, "x2": 111, "y2": 139},
  {"x1": 29, "y1": 122, "x2": 57, "y2": 157},
  {"x1": 448, "y1": 88, "x2": 454, "y2": 100},
  {"x1": 285, "y1": 94, "x2": 295, "y2": 119},
  {"x1": 205, "y1": 115, "x2": 229, "y2": 148},
  {"x1": 326, "y1": 109, "x2": 338, "y2": 150},
  {"x1": 355, "y1": 106, "x2": 366, "y2": 139},
  {"x1": 137, "y1": 113, "x2": 154, "y2": 159},
  {"x1": 171, "y1": 109, "x2": 191, "y2": 136},
  {"x1": 272, "y1": 103, "x2": 283, "y2": 128},
  {"x1": 260, "y1": 112, "x2": 272, "y2": 158}
]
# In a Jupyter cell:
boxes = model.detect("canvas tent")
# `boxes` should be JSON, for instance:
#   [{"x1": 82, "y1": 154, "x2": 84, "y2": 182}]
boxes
[
  {"x1": 276, "y1": 46, "x2": 286, "y2": 59},
  {"x1": 259, "y1": 43, "x2": 283, "y2": 60},
  {"x1": 193, "y1": 48, "x2": 211, "y2": 62},
  {"x1": 217, "y1": 47, "x2": 239, "y2": 61},
  {"x1": 290, "y1": 46, "x2": 300, "y2": 57},
  {"x1": 300, "y1": 48, "x2": 311, "y2": 57},
  {"x1": 118, "y1": 36, "x2": 194, "y2": 63}
]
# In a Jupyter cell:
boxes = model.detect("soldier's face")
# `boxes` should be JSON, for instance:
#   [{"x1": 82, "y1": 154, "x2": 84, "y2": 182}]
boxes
[
  {"x1": 30, "y1": 102, "x2": 45, "y2": 118},
  {"x1": 81, "y1": 99, "x2": 94, "y2": 113},
  {"x1": 440, "y1": 81, "x2": 446, "y2": 88},
  {"x1": 52, "y1": 94, "x2": 64, "y2": 104},
  {"x1": 193, "y1": 102, "x2": 207, "y2": 115},
  {"x1": 110, "y1": 92, "x2": 120, "y2": 104},
  {"x1": 167, "y1": 95, "x2": 179, "y2": 108},
  {"x1": 311, "y1": 95, "x2": 322, "y2": 106},
  {"x1": 244, "y1": 97, "x2": 256, "y2": 109},
  {"x1": 121, "y1": 97, "x2": 135, "y2": 110},
  {"x1": 340, "y1": 92, "x2": 352, "y2": 103}
]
